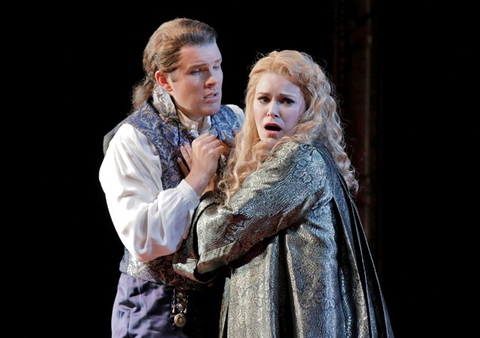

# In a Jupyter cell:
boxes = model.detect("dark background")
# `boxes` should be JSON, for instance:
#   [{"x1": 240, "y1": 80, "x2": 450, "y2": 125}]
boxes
[{"x1": 22, "y1": 1, "x2": 471, "y2": 336}]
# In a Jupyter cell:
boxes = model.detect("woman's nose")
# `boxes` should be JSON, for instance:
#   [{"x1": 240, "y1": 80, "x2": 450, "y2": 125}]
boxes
[{"x1": 267, "y1": 104, "x2": 279, "y2": 117}]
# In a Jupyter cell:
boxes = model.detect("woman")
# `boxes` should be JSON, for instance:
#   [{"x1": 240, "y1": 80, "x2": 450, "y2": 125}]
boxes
[{"x1": 174, "y1": 49, "x2": 394, "y2": 337}]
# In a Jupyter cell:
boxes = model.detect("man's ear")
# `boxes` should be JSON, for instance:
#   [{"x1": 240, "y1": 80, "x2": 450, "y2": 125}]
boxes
[{"x1": 155, "y1": 71, "x2": 172, "y2": 93}]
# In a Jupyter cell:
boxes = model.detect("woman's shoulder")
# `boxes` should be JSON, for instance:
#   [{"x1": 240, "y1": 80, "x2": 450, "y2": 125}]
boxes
[
  {"x1": 276, "y1": 140, "x2": 327, "y2": 158},
  {"x1": 273, "y1": 140, "x2": 335, "y2": 173}
]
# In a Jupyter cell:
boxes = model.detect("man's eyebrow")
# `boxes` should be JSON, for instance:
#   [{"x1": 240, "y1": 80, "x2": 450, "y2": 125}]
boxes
[{"x1": 189, "y1": 58, "x2": 222, "y2": 68}]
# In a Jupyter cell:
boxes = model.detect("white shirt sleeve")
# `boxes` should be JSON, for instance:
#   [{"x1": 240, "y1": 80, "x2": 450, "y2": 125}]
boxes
[{"x1": 99, "y1": 123, "x2": 200, "y2": 262}]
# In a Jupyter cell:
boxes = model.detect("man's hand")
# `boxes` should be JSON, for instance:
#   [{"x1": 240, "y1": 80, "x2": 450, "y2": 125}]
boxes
[{"x1": 179, "y1": 133, "x2": 227, "y2": 196}]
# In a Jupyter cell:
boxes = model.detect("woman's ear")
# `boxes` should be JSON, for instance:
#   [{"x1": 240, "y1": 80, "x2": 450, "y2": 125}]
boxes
[{"x1": 155, "y1": 71, "x2": 172, "y2": 93}]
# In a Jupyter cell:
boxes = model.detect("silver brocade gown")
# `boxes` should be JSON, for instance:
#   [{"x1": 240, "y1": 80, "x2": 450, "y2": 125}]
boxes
[{"x1": 174, "y1": 141, "x2": 394, "y2": 338}]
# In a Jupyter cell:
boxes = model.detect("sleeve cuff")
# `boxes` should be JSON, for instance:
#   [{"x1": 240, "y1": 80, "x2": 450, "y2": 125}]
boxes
[{"x1": 178, "y1": 179, "x2": 201, "y2": 205}]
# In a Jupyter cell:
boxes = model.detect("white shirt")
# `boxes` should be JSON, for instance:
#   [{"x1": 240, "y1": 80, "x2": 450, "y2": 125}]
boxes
[{"x1": 99, "y1": 105, "x2": 244, "y2": 262}]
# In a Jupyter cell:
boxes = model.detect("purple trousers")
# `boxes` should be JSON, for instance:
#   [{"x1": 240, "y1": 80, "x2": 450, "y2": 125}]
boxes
[{"x1": 111, "y1": 273, "x2": 224, "y2": 337}]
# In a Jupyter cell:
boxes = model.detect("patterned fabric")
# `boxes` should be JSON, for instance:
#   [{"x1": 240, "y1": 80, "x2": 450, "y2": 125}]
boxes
[
  {"x1": 108, "y1": 86, "x2": 243, "y2": 289},
  {"x1": 173, "y1": 141, "x2": 394, "y2": 337}
]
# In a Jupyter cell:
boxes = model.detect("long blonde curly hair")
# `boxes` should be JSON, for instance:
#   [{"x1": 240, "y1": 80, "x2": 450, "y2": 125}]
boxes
[{"x1": 218, "y1": 50, "x2": 359, "y2": 202}]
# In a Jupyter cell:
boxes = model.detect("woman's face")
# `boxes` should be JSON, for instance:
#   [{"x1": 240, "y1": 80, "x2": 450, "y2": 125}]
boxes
[{"x1": 253, "y1": 73, "x2": 305, "y2": 149}]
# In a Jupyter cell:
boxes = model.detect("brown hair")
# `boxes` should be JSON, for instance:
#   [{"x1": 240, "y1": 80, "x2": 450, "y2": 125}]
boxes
[{"x1": 130, "y1": 18, "x2": 218, "y2": 111}]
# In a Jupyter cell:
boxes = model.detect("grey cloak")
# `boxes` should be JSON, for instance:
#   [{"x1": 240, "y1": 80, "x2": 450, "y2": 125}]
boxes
[{"x1": 174, "y1": 140, "x2": 394, "y2": 337}]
